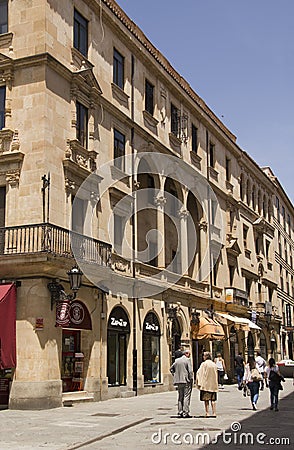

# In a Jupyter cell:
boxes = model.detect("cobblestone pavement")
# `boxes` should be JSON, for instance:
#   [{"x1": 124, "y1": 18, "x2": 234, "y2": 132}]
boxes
[{"x1": 0, "y1": 380, "x2": 293, "y2": 449}]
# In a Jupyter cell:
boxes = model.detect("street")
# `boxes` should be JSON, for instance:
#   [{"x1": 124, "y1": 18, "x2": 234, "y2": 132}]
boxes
[{"x1": 0, "y1": 380, "x2": 293, "y2": 449}]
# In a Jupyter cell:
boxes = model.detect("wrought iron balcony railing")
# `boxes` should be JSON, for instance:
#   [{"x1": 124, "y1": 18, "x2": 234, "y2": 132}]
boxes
[{"x1": 0, "y1": 223, "x2": 112, "y2": 267}]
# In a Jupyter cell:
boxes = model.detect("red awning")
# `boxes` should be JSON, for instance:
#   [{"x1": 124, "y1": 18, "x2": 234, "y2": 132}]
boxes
[{"x1": 0, "y1": 284, "x2": 17, "y2": 369}]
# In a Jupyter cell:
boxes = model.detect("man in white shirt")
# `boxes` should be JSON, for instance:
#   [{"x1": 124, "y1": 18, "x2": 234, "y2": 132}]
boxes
[{"x1": 255, "y1": 351, "x2": 266, "y2": 390}]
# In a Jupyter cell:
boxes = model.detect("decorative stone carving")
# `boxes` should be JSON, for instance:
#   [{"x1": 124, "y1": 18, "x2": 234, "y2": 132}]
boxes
[
  {"x1": 6, "y1": 169, "x2": 20, "y2": 187},
  {"x1": 199, "y1": 218, "x2": 208, "y2": 232},
  {"x1": 65, "y1": 177, "x2": 76, "y2": 192},
  {"x1": 11, "y1": 130, "x2": 20, "y2": 152},
  {"x1": 154, "y1": 193, "x2": 167, "y2": 207}
]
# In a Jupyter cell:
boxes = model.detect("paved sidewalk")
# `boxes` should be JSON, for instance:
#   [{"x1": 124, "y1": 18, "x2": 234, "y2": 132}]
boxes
[{"x1": 0, "y1": 380, "x2": 293, "y2": 449}]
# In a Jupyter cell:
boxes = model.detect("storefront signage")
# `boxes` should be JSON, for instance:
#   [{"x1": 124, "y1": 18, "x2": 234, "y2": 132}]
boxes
[
  {"x1": 56, "y1": 300, "x2": 92, "y2": 330},
  {"x1": 145, "y1": 321, "x2": 159, "y2": 332},
  {"x1": 56, "y1": 300, "x2": 71, "y2": 327},
  {"x1": 110, "y1": 317, "x2": 128, "y2": 328},
  {"x1": 35, "y1": 318, "x2": 44, "y2": 330},
  {"x1": 107, "y1": 307, "x2": 130, "y2": 332},
  {"x1": 70, "y1": 302, "x2": 85, "y2": 325},
  {"x1": 225, "y1": 288, "x2": 234, "y2": 303}
]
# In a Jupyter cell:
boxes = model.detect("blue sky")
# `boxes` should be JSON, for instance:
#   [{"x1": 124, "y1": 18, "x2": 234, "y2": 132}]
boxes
[{"x1": 117, "y1": 0, "x2": 294, "y2": 203}]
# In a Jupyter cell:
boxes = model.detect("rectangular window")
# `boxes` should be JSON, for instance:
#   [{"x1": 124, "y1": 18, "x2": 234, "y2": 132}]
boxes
[
  {"x1": 113, "y1": 49, "x2": 124, "y2": 90},
  {"x1": 0, "y1": 186, "x2": 6, "y2": 227},
  {"x1": 275, "y1": 196, "x2": 280, "y2": 220},
  {"x1": 114, "y1": 129, "x2": 125, "y2": 171},
  {"x1": 211, "y1": 199, "x2": 217, "y2": 225},
  {"x1": 265, "y1": 240, "x2": 270, "y2": 259},
  {"x1": 114, "y1": 213, "x2": 123, "y2": 252},
  {"x1": 74, "y1": 9, "x2": 88, "y2": 57},
  {"x1": 148, "y1": 241, "x2": 158, "y2": 267},
  {"x1": 71, "y1": 196, "x2": 86, "y2": 234},
  {"x1": 0, "y1": 0, "x2": 8, "y2": 34},
  {"x1": 191, "y1": 124, "x2": 198, "y2": 153},
  {"x1": 145, "y1": 80, "x2": 154, "y2": 115},
  {"x1": 245, "y1": 278, "x2": 251, "y2": 297},
  {"x1": 243, "y1": 225, "x2": 249, "y2": 249},
  {"x1": 76, "y1": 101, "x2": 88, "y2": 148},
  {"x1": 225, "y1": 157, "x2": 231, "y2": 181},
  {"x1": 171, "y1": 103, "x2": 179, "y2": 137},
  {"x1": 0, "y1": 86, "x2": 5, "y2": 129},
  {"x1": 229, "y1": 265, "x2": 235, "y2": 286},
  {"x1": 209, "y1": 142, "x2": 215, "y2": 167},
  {"x1": 147, "y1": 174, "x2": 155, "y2": 204}
]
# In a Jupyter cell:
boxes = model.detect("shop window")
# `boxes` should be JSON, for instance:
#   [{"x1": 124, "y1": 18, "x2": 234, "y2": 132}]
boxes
[
  {"x1": 0, "y1": 86, "x2": 5, "y2": 130},
  {"x1": 143, "y1": 312, "x2": 161, "y2": 383},
  {"x1": 113, "y1": 48, "x2": 124, "y2": 89},
  {"x1": 114, "y1": 128, "x2": 125, "y2": 171},
  {"x1": 74, "y1": 9, "x2": 88, "y2": 57},
  {"x1": 76, "y1": 101, "x2": 88, "y2": 148},
  {"x1": 61, "y1": 330, "x2": 82, "y2": 392},
  {"x1": 107, "y1": 307, "x2": 130, "y2": 386},
  {"x1": 145, "y1": 80, "x2": 154, "y2": 115}
]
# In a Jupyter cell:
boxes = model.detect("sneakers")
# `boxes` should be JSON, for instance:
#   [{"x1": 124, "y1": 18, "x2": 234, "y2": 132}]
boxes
[{"x1": 252, "y1": 403, "x2": 257, "y2": 410}]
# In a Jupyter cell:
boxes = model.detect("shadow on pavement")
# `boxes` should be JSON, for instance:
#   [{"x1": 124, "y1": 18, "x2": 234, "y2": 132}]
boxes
[{"x1": 200, "y1": 391, "x2": 294, "y2": 449}]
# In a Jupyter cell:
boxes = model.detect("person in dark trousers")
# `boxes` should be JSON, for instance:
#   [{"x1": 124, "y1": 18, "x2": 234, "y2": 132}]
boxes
[
  {"x1": 243, "y1": 357, "x2": 262, "y2": 410},
  {"x1": 264, "y1": 357, "x2": 284, "y2": 411},
  {"x1": 170, "y1": 349, "x2": 193, "y2": 418},
  {"x1": 234, "y1": 352, "x2": 245, "y2": 389}
]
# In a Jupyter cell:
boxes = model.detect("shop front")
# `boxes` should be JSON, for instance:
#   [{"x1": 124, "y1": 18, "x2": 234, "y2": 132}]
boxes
[
  {"x1": 142, "y1": 312, "x2": 161, "y2": 383},
  {"x1": 107, "y1": 306, "x2": 130, "y2": 386},
  {"x1": 57, "y1": 299, "x2": 92, "y2": 393}
]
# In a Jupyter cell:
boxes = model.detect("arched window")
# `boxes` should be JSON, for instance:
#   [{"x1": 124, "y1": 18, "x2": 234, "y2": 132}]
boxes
[
  {"x1": 107, "y1": 307, "x2": 130, "y2": 386},
  {"x1": 142, "y1": 312, "x2": 161, "y2": 383}
]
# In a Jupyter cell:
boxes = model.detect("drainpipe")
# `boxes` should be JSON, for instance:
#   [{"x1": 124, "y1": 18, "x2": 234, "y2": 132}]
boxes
[
  {"x1": 206, "y1": 130, "x2": 213, "y2": 300},
  {"x1": 131, "y1": 54, "x2": 137, "y2": 395}
]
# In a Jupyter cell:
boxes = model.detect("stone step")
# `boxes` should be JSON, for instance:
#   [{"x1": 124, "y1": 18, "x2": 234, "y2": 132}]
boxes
[
  {"x1": 120, "y1": 390, "x2": 135, "y2": 398},
  {"x1": 62, "y1": 391, "x2": 94, "y2": 406}
]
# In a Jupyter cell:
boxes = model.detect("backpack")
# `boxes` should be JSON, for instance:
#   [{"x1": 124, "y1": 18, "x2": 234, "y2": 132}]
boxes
[{"x1": 268, "y1": 369, "x2": 280, "y2": 383}]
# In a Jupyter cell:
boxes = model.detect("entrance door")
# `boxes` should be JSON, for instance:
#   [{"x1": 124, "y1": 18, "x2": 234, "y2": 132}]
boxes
[
  {"x1": 61, "y1": 330, "x2": 82, "y2": 392},
  {"x1": 107, "y1": 331, "x2": 126, "y2": 386}
]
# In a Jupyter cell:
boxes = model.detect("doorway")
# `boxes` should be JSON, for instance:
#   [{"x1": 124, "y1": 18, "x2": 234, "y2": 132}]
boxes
[{"x1": 61, "y1": 330, "x2": 83, "y2": 392}]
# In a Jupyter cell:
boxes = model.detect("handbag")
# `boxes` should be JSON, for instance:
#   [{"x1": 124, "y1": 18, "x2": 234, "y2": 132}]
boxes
[{"x1": 223, "y1": 373, "x2": 228, "y2": 380}]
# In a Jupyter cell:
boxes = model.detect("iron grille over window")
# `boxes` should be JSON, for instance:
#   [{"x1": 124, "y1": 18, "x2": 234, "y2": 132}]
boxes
[
  {"x1": 113, "y1": 49, "x2": 124, "y2": 90},
  {"x1": 76, "y1": 101, "x2": 88, "y2": 148},
  {"x1": 74, "y1": 9, "x2": 88, "y2": 57},
  {"x1": 171, "y1": 103, "x2": 188, "y2": 143}
]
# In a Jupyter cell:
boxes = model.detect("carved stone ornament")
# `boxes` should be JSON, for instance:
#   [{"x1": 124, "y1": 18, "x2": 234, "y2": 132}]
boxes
[
  {"x1": 178, "y1": 207, "x2": 189, "y2": 219},
  {"x1": 199, "y1": 218, "x2": 208, "y2": 231},
  {"x1": 154, "y1": 193, "x2": 167, "y2": 207},
  {"x1": 65, "y1": 177, "x2": 76, "y2": 192},
  {"x1": 6, "y1": 170, "x2": 20, "y2": 186},
  {"x1": 114, "y1": 261, "x2": 128, "y2": 272}
]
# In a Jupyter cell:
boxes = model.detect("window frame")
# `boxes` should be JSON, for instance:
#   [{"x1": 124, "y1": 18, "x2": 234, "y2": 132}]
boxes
[
  {"x1": 0, "y1": 85, "x2": 6, "y2": 130},
  {"x1": 171, "y1": 103, "x2": 179, "y2": 137},
  {"x1": 76, "y1": 101, "x2": 88, "y2": 148},
  {"x1": 209, "y1": 142, "x2": 215, "y2": 167},
  {"x1": 0, "y1": 0, "x2": 8, "y2": 35},
  {"x1": 113, "y1": 48, "x2": 124, "y2": 90},
  {"x1": 145, "y1": 79, "x2": 154, "y2": 116},
  {"x1": 113, "y1": 128, "x2": 125, "y2": 171},
  {"x1": 191, "y1": 123, "x2": 198, "y2": 153},
  {"x1": 74, "y1": 9, "x2": 88, "y2": 58}
]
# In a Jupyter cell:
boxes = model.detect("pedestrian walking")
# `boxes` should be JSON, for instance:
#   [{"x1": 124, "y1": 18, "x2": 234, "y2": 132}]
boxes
[
  {"x1": 214, "y1": 352, "x2": 226, "y2": 389},
  {"x1": 264, "y1": 357, "x2": 285, "y2": 412},
  {"x1": 255, "y1": 351, "x2": 266, "y2": 390},
  {"x1": 196, "y1": 351, "x2": 218, "y2": 417},
  {"x1": 243, "y1": 357, "x2": 262, "y2": 410},
  {"x1": 174, "y1": 347, "x2": 183, "y2": 359},
  {"x1": 234, "y1": 352, "x2": 245, "y2": 389},
  {"x1": 170, "y1": 348, "x2": 193, "y2": 418}
]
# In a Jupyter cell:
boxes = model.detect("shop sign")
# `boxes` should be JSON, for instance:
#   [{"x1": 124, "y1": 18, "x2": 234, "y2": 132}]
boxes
[
  {"x1": 145, "y1": 321, "x2": 159, "y2": 332},
  {"x1": 35, "y1": 317, "x2": 44, "y2": 330},
  {"x1": 110, "y1": 317, "x2": 128, "y2": 328},
  {"x1": 70, "y1": 302, "x2": 85, "y2": 325},
  {"x1": 56, "y1": 300, "x2": 71, "y2": 327},
  {"x1": 225, "y1": 288, "x2": 234, "y2": 303}
]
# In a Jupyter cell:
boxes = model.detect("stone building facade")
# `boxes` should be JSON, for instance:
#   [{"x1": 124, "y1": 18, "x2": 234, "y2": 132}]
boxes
[{"x1": 0, "y1": 0, "x2": 290, "y2": 409}]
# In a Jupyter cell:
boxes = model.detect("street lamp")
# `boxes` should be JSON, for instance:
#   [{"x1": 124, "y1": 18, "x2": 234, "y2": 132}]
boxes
[{"x1": 48, "y1": 265, "x2": 83, "y2": 309}]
